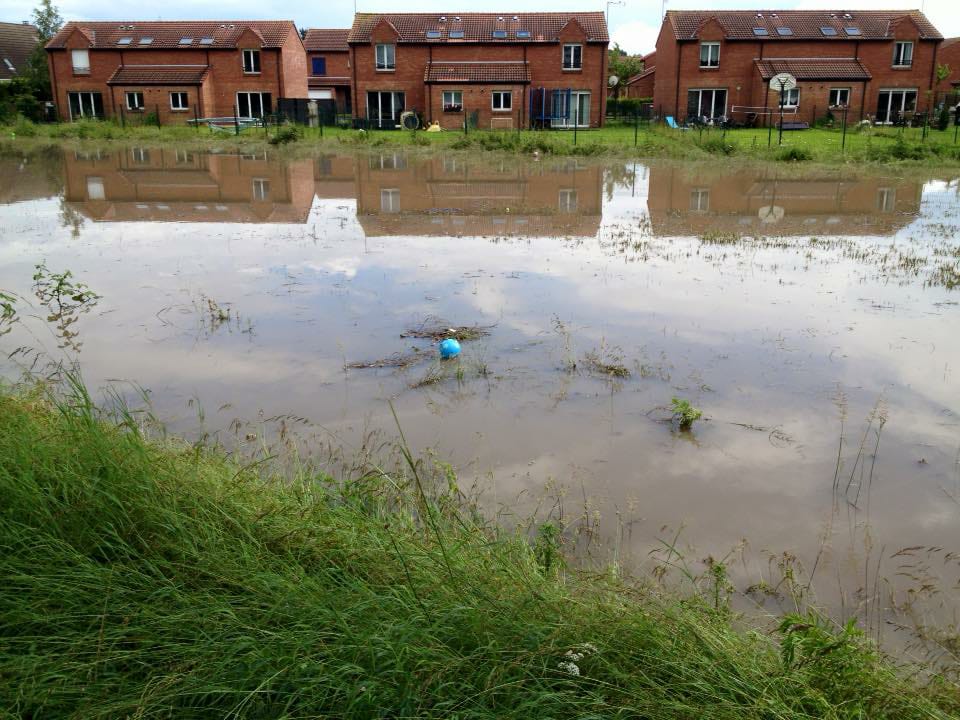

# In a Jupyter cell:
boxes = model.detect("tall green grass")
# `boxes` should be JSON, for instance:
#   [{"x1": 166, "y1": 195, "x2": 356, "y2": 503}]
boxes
[{"x1": 1, "y1": 380, "x2": 957, "y2": 718}]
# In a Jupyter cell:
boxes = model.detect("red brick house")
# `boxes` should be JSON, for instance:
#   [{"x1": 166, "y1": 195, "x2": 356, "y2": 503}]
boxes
[
  {"x1": 347, "y1": 12, "x2": 609, "y2": 129},
  {"x1": 45, "y1": 21, "x2": 307, "y2": 123},
  {"x1": 303, "y1": 28, "x2": 351, "y2": 113},
  {"x1": 935, "y1": 37, "x2": 960, "y2": 97},
  {"x1": 652, "y1": 10, "x2": 943, "y2": 125},
  {"x1": 624, "y1": 51, "x2": 656, "y2": 99}
]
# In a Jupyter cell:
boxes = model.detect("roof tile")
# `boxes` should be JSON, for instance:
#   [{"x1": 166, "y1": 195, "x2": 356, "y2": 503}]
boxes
[
  {"x1": 0, "y1": 21, "x2": 38, "y2": 80},
  {"x1": 107, "y1": 66, "x2": 210, "y2": 84},
  {"x1": 46, "y1": 20, "x2": 297, "y2": 50},
  {"x1": 755, "y1": 57, "x2": 871, "y2": 80},
  {"x1": 425, "y1": 61, "x2": 531, "y2": 83},
  {"x1": 667, "y1": 10, "x2": 941, "y2": 41},
  {"x1": 350, "y1": 12, "x2": 608, "y2": 44},
  {"x1": 303, "y1": 28, "x2": 349, "y2": 52}
]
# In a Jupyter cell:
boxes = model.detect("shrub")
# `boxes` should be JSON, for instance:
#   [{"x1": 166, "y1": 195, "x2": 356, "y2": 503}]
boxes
[
  {"x1": 697, "y1": 136, "x2": 737, "y2": 155},
  {"x1": 938, "y1": 106, "x2": 950, "y2": 131},
  {"x1": 776, "y1": 146, "x2": 813, "y2": 162},
  {"x1": 268, "y1": 124, "x2": 301, "y2": 145}
]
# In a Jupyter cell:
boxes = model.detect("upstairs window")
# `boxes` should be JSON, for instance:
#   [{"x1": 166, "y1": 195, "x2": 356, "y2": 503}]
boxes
[
  {"x1": 71, "y1": 48, "x2": 89, "y2": 73},
  {"x1": 312, "y1": 57, "x2": 326, "y2": 75},
  {"x1": 376, "y1": 43, "x2": 395, "y2": 70},
  {"x1": 562, "y1": 43, "x2": 582, "y2": 70},
  {"x1": 699, "y1": 42, "x2": 720, "y2": 68},
  {"x1": 893, "y1": 41, "x2": 913, "y2": 67},
  {"x1": 242, "y1": 49, "x2": 261, "y2": 73}
]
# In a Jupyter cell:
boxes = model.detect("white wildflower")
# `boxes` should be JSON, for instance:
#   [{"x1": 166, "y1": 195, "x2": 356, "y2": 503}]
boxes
[
  {"x1": 557, "y1": 660, "x2": 580, "y2": 676},
  {"x1": 563, "y1": 650, "x2": 584, "y2": 662},
  {"x1": 578, "y1": 642, "x2": 598, "y2": 655}
]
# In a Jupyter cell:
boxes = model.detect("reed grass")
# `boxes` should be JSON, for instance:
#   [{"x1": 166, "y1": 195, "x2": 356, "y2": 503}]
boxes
[{"x1": 1, "y1": 379, "x2": 957, "y2": 718}]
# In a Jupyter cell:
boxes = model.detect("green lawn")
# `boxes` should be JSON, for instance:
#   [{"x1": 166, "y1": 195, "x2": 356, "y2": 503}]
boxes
[{"x1": 6, "y1": 115, "x2": 960, "y2": 166}]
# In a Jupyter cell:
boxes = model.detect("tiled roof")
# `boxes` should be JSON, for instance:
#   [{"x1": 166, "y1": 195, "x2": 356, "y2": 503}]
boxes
[
  {"x1": 666, "y1": 10, "x2": 941, "y2": 41},
  {"x1": 625, "y1": 66, "x2": 655, "y2": 84},
  {"x1": 46, "y1": 20, "x2": 297, "y2": 50},
  {"x1": 349, "y1": 12, "x2": 608, "y2": 44},
  {"x1": 107, "y1": 66, "x2": 209, "y2": 84},
  {"x1": 303, "y1": 28, "x2": 349, "y2": 51},
  {"x1": 309, "y1": 76, "x2": 351, "y2": 87},
  {"x1": 0, "y1": 21, "x2": 38, "y2": 80},
  {"x1": 425, "y1": 61, "x2": 531, "y2": 83},
  {"x1": 755, "y1": 58, "x2": 871, "y2": 80}
]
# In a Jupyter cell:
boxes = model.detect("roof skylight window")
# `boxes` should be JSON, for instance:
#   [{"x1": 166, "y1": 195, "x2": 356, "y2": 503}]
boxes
[
  {"x1": 752, "y1": 27, "x2": 769, "y2": 35},
  {"x1": 516, "y1": 30, "x2": 531, "y2": 38},
  {"x1": 117, "y1": 36, "x2": 132, "y2": 44},
  {"x1": 820, "y1": 26, "x2": 837, "y2": 35},
  {"x1": 492, "y1": 30, "x2": 507, "y2": 39},
  {"x1": 776, "y1": 26, "x2": 793, "y2": 35},
  {"x1": 138, "y1": 36, "x2": 153, "y2": 44},
  {"x1": 200, "y1": 36, "x2": 214, "y2": 45},
  {"x1": 845, "y1": 26, "x2": 861, "y2": 35},
  {"x1": 426, "y1": 30, "x2": 442, "y2": 38},
  {"x1": 449, "y1": 30, "x2": 464, "y2": 38},
  {"x1": 179, "y1": 37, "x2": 193, "y2": 45}
]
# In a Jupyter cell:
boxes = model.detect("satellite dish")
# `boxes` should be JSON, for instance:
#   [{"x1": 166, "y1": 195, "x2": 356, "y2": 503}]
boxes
[
  {"x1": 758, "y1": 205, "x2": 785, "y2": 223},
  {"x1": 608, "y1": 74, "x2": 619, "y2": 87},
  {"x1": 769, "y1": 73, "x2": 796, "y2": 92}
]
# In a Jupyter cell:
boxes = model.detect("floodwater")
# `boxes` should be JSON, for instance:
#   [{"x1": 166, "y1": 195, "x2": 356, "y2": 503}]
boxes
[{"x1": 1, "y1": 146, "x2": 958, "y2": 650}]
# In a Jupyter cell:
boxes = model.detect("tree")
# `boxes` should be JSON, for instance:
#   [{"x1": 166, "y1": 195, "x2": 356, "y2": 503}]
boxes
[
  {"x1": 607, "y1": 43, "x2": 645, "y2": 98},
  {"x1": 24, "y1": 0, "x2": 63, "y2": 101}
]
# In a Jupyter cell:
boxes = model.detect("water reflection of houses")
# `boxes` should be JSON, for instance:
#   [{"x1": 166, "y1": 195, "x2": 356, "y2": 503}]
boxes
[
  {"x1": 647, "y1": 166, "x2": 921, "y2": 236},
  {"x1": 353, "y1": 154, "x2": 602, "y2": 238},
  {"x1": 63, "y1": 149, "x2": 315, "y2": 223}
]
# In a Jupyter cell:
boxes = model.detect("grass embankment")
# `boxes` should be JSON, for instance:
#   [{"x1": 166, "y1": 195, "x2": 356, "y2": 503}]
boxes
[
  {"x1": 1, "y1": 383, "x2": 958, "y2": 718},
  {"x1": 6, "y1": 115, "x2": 960, "y2": 167}
]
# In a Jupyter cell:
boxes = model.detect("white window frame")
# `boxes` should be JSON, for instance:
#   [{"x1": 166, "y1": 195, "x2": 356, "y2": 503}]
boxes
[
  {"x1": 242, "y1": 48, "x2": 261, "y2": 74},
  {"x1": 876, "y1": 88, "x2": 918, "y2": 124},
  {"x1": 125, "y1": 91, "x2": 145, "y2": 111},
  {"x1": 380, "y1": 188, "x2": 400, "y2": 213},
  {"x1": 442, "y1": 90, "x2": 463, "y2": 112},
  {"x1": 699, "y1": 42, "x2": 720, "y2": 68},
  {"x1": 252, "y1": 178, "x2": 270, "y2": 201},
  {"x1": 690, "y1": 189, "x2": 710, "y2": 212},
  {"x1": 236, "y1": 91, "x2": 270, "y2": 119},
  {"x1": 781, "y1": 87, "x2": 800, "y2": 109},
  {"x1": 169, "y1": 92, "x2": 189, "y2": 111},
  {"x1": 877, "y1": 188, "x2": 896, "y2": 212},
  {"x1": 829, "y1": 88, "x2": 850, "y2": 107},
  {"x1": 67, "y1": 90, "x2": 101, "y2": 119},
  {"x1": 558, "y1": 189, "x2": 577, "y2": 212},
  {"x1": 86, "y1": 176, "x2": 105, "y2": 200},
  {"x1": 551, "y1": 90, "x2": 591, "y2": 128},
  {"x1": 71, "y1": 49, "x2": 90, "y2": 74},
  {"x1": 562, "y1": 44, "x2": 582, "y2": 70},
  {"x1": 893, "y1": 41, "x2": 913, "y2": 68},
  {"x1": 492, "y1": 90, "x2": 512, "y2": 111},
  {"x1": 375, "y1": 43, "x2": 395, "y2": 71},
  {"x1": 131, "y1": 147, "x2": 150, "y2": 163}
]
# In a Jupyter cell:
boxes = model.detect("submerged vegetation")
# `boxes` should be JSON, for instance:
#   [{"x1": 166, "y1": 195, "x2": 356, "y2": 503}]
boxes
[{"x1": 0, "y1": 380, "x2": 958, "y2": 718}]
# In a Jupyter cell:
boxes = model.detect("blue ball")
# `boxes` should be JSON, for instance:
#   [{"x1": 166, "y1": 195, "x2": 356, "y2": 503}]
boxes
[{"x1": 439, "y1": 338, "x2": 461, "y2": 359}]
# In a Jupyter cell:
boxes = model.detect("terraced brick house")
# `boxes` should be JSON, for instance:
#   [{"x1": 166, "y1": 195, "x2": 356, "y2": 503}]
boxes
[
  {"x1": 348, "y1": 12, "x2": 609, "y2": 129},
  {"x1": 303, "y1": 28, "x2": 351, "y2": 114},
  {"x1": 45, "y1": 21, "x2": 307, "y2": 123},
  {"x1": 650, "y1": 10, "x2": 943, "y2": 125},
  {"x1": 0, "y1": 21, "x2": 39, "y2": 82}
]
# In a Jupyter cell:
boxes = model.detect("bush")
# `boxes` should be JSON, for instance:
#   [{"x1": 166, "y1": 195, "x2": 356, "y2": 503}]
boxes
[
  {"x1": 776, "y1": 146, "x2": 813, "y2": 162},
  {"x1": 938, "y1": 106, "x2": 950, "y2": 131},
  {"x1": 697, "y1": 136, "x2": 737, "y2": 155},
  {"x1": 268, "y1": 124, "x2": 301, "y2": 145}
]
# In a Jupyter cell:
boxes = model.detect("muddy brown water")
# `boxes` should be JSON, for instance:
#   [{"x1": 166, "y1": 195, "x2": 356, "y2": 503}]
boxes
[{"x1": 1, "y1": 147, "x2": 958, "y2": 658}]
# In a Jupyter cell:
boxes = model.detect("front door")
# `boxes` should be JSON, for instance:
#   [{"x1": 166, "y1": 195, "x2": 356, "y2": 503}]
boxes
[{"x1": 67, "y1": 91, "x2": 104, "y2": 120}]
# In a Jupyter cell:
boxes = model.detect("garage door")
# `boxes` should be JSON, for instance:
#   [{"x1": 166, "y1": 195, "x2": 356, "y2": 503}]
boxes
[{"x1": 309, "y1": 90, "x2": 333, "y2": 100}]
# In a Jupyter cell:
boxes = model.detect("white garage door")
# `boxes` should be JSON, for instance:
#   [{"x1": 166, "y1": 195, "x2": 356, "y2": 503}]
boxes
[{"x1": 309, "y1": 90, "x2": 334, "y2": 100}]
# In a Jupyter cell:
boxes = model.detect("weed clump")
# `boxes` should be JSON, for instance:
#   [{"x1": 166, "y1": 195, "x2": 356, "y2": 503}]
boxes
[
  {"x1": 671, "y1": 396, "x2": 702, "y2": 429},
  {"x1": 777, "y1": 146, "x2": 813, "y2": 162},
  {"x1": 697, "y1": 136, "x2": 737, "y2": 155},
  {"x1": 269, "y1": 125, "x2": 301, "y2": 145}
]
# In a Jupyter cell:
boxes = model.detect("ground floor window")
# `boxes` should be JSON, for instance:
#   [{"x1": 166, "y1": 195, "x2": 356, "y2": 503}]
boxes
[
  {"x1": 690, "y1": 189, "x2": 710, "y2": 212},
  {"x1": 876, "y1": 89, "x2": 917, "y2": 124},
  {"x1": 86, "y1": 176, "x2": 105, "y2": 200},
  {"x1": 131, "y1": 147, "x2": 150, "y2": 164},
  {"x1": 552, "y1": 90, "x2": 590, "y2": 127},
  {"x1": 780, "y1": 88, "x2": 799, "y2": 108},
  {"x1": 442, "y1": 91, "x2": 463, "y2": 112},
  {"x1": 125, "y1": 91, "x2": 144, "y2": 111},
  {"x1": 381, "y1": 188, "x2": 400, "y2": 213},
  {"x1": 366, "y1": 91, "x2": 405, "y2": 128},
  {"x1": 686, "y1": 88, "x2": 726, "y2": 121},
  {"x1": 252, "y1": 178, "x2": 270, "y2": 201},
  {"x1": 236, "y1": 91, "x2": 271, "y2": 119},
  {"x1": 877, "y1": 188, "x2": 896, "y2": 212},
  {"x1": 829, "y1": 88, "x2": 850, "y2": 108},
  {"x1": 558, "y1": 189, "x2": 578, "y2": 212},
  {"x1": 492, "y1": 91, "x2": 512, "y2": 111},
  {"x1": 67, "y1": 91, "x2": 103, "y2": 120},
  {"x1": 170, "y1": 92, "x2": 189, "y2": 110}
]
